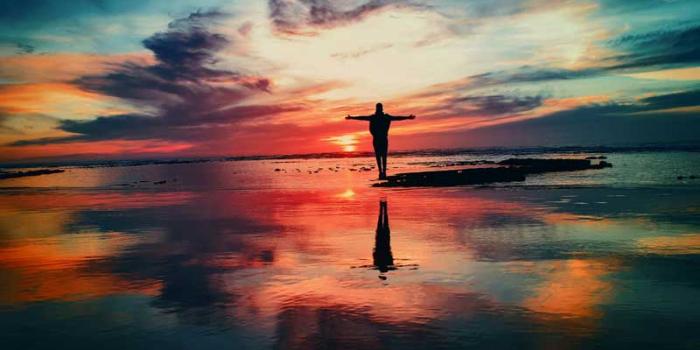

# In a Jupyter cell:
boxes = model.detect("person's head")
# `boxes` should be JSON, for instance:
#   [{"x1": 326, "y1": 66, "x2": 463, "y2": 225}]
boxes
[{"x1": 375, "y1": 102, "x2": 383, "y2": 114}]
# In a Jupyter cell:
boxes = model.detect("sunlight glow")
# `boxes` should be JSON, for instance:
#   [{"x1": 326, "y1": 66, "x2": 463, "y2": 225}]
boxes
[
  {"x1": 336, "y1": 189, "x2": 356, "y2": 199},
  {"x1": 322, "y1": 134, "x2": 360, "y2": 152}
]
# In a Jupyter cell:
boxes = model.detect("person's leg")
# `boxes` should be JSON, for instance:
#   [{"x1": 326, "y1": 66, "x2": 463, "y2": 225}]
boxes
[
  {"x1": 373, "y1": 139, "x2": 383, "y2": 179},
  {"x1": 381, "y1": 140, "x2": 388, "y2": 178}
]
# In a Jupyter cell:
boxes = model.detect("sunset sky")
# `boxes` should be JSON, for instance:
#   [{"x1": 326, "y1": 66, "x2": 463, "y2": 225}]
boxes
[{"x1": 0, "y1": 0, "x2": 699, "y2": 161}]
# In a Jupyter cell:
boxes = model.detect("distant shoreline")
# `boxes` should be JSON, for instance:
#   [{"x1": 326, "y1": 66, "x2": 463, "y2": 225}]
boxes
[
  {"x1": 1, "y1": 144, "x2": 699, "y2": 170},
  {"x1": 0, "y1": 169, "x2": 65, "y2": 180}
]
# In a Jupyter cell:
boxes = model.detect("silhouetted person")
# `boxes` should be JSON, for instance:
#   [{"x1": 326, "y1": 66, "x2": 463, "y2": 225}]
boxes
[
  {"x1": 346, "y1": 103, "x2": 415, "y2": 179},
  {"x1": 373, "y1": 200, "x2": 394, "y2": 275}
]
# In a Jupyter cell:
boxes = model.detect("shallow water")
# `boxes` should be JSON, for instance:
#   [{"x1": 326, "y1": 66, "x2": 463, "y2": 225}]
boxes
[
  {"x1": 3, "y1": 151, "x2": 699, "y2": 190},
  {"x1": 1, "y1": 152, "x2": 699, "y2": 349}
]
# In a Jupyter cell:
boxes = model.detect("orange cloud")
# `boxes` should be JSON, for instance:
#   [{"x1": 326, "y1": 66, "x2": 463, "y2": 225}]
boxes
[
  {"x1": 624, "y1": 67, "x2": 700, "y2": 81},
  {"x1": 0, "y1": 139, "x2": 193, "y2": 162},
  {"x1": 0, "y1": 53, "x2": 153, "y2": 83},
  {"x1": 0, "y1": 82, "x2": 135, "y2": 118}
]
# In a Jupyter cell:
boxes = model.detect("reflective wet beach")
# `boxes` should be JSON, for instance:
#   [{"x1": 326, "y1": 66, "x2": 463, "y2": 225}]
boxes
[{"x1": 1, "y1": 153, "x2": 699, "y2": 349}]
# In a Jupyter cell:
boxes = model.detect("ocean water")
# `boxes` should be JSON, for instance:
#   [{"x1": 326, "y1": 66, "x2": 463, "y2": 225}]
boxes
[
  {"x1": 2, "y1": 151, "x2": 699, "y2": 190},
  {"x1": 1, "y1": 150, "x2": 699, "y2": 349}
]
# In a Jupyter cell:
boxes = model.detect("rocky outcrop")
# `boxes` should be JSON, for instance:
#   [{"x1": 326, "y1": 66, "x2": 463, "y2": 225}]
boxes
[
  {"x1": 375, "y1": 158, "x2": 612, "y2": 187},
  {"x1": 0, "y1": 169, "x2": 65, "y2": 180}
]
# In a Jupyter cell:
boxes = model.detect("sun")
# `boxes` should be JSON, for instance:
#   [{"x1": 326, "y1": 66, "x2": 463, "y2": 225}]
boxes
[{"x1": 322, "y1": 134, "x2": 360, "y2": 153}]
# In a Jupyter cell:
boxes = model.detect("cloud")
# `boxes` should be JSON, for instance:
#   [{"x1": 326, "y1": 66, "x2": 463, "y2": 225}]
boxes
[
  {"x1": 268, "y1": 0, "x2": 409, "y2": 35},
  {"x1": 639, "y1": 89, "x2": 700, "y2": 109},
  {"x1": 76, "y1": 10, "x2": 269, "y2": 103},
  {"x1": 597, "y1": 0, "x2": 692, "y2": 14},
  {"x1": 606, "y1": 24, "x2": 700, "y2": 70},
  {"x1": 450, "y1": 94, "x2": 545, "y2": 116},
  {"x1": 331, "y1": 43, "x2": 394, "y2": 59},
  {"x1": 0, "y1": 53, "x2": 152, "y2": 83},
  {"x1": 10, "y1": 10, "x2": 294, "y2": 147},
  {"x1": 458, "y1": 0, "x2": 533, "y2": 18},
  {"x1": 469, "y1": 67, "x2": 601, "y2": 87},
  {"x1": 440, "y1": 24, "x2": 700, "y2": 92},
  {"x1": 446, "y1": 89, "x2": 700, "y2": 147},
  {"x1": 0, "y1": 113, "x2": 13, "y2": 133},
  {"x1": 14, "y1": 41, "x2": 34, "y2": 54},
  {"x1": 144, "y1": 12, "x2": 229, "y2": 67},
  {"x1": 16, "y1": 114, "x2": 159, "y2": 145},
  {"x1": 11, "y1": 103, "x2": 303, "y2": 146}
]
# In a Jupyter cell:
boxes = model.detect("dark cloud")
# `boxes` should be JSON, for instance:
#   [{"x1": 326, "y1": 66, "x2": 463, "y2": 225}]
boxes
[
  {"x1": 76, "y1": 10, "x2": 267, "y2": 103},
  {"x1": 606, "y1": 24, "x2": 700, "y2": 70},
  {"x1": 637, "y1": 89, "x2": 700, "y2": 110},
  {"x1": 57, "y1": 114, "x2": 159, "y2": 141},
  {"x1": 594, "y1": 88, "x2": 700, "y2": 113},
  {"x1": 597, "y1": 0, "x2": 693, "y2": 14},
  {"x1": 449, "y1": 89, "x2": 700, "y2": 148},
  {"x1": 411, "y1": 67, "x2": 602, "y2": 101},
  {"x1": 143, "y1": 11, "x2": 228, "y2": 69},
  {"x1": 10, "y1": 10, "x2": 293, "y2": 147},
  {"x1": 451, "y1": 94, "x2": 545, "y2": 115},
  {"x1": 11, "y1": 104, "x2": 300, "y2": 146},
  {"x1": 268, "y1": 0, "x2": 406, "y2": 35},
  {"x1": 468, "y1": 67, "x2": 601, "y2": 88},
  {"x1": 15, "y1": 41, "x2": 35, "y2": 54}
]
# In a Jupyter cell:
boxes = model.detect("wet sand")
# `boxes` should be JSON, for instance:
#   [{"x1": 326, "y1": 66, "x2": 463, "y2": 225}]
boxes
[{"x1": 1, "y1": 154, "x2": 699, "y2": 349}]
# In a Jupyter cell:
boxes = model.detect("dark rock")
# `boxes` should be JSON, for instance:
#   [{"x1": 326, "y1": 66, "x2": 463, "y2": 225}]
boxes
[
  {"x1": 413, "y1": 160, "x2": 496, "y2": 168},
  {"x1": 499, "y1": 158, "x2": 593, "y2": 172},
  {"x1": 0, "y1": 168, "x2": 65, "y2": 180},
  {"x1": 375, "y1": 167, "x2": 526, "y2": 187},
  {"x1": 376, "y1": 158, "x2": 613, "y2": 188}
]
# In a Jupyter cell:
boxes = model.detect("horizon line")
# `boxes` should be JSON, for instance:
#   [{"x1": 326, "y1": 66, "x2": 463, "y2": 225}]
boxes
[{"x1": 2, "y1": 143, "x2": 700, "y2": 169}]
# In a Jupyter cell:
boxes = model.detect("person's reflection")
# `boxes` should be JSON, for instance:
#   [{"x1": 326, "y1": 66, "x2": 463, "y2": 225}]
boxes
[{"x1": 373, "y1": 200, "x2": 395, "y2": 277}]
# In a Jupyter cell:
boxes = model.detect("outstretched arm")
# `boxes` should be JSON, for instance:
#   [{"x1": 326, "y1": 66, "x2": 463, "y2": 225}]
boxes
[
  {"x1": 388, "y1": 114, "x2": 416, "y2": 121},
  {"x1": 345, "y1": 115, "x2": 372, "y2": 121}
]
